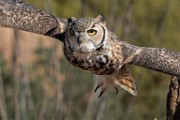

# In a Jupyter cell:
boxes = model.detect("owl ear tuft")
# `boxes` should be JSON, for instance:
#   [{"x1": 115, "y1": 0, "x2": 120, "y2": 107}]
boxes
[
  {"x1": 95, "y1": 15, "x2": 106, "y2": 25},
  {"x1": 68, "y1": 17, "x2": 76, "y2": 23}
]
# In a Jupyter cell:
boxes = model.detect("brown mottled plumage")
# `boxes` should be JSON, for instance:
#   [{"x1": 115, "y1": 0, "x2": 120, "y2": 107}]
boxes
[
  {"x1": 0, "y1": 0, "x2": 67, "y2": 41},
  {"x1": 0, "y1": 1, "x2": 179, "y2": 97},
  {"x1": 64, "y1": 15, "x2": 137, "y2": 96}
]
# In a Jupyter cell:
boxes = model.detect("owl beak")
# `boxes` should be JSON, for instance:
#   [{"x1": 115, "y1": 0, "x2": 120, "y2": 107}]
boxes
[
  {"x1": 77, "y1": 35, "x2": 81, "y2": 45},
  {"x1": 76, "y1": 33, "x2": 87, "y2": 45}
]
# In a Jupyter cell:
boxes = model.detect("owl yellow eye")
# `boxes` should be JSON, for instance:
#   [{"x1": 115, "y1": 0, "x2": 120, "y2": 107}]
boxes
[{"x1": 87, "y1": 29, "x2": 97, "y2": 36}]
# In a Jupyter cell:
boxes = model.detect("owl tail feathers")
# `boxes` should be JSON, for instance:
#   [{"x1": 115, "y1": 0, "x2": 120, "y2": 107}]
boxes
[
  {"x1": 116, "y1": 65, "x2": 137, "y2": 96},
  {"x1": 115, "y1": 77, "x2": 137, "y2": 96}
]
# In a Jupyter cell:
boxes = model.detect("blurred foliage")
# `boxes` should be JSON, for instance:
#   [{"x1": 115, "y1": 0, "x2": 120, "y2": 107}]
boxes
[{"x1": 0, "y1": 0, "x2": 180, "y2": 120}]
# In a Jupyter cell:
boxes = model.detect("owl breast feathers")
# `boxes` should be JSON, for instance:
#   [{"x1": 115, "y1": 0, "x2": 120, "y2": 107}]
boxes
[{"x1": 63, "y1": 15, "x2": 137, "y2": 97}]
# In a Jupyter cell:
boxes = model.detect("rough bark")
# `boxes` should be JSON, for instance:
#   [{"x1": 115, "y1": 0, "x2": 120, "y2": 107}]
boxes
[{"x1": 166, "y1": 76, "x2": 180, "y2": 120}]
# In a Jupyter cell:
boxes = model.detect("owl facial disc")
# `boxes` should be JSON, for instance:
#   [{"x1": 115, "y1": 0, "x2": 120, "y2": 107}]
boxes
[{"x1": 66, "y1": 15, "x2": 107, "y2": 53}]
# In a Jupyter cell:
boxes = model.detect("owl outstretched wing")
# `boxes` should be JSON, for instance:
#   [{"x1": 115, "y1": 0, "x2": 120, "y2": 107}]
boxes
[{"x1": 0, "y1": 0, "x2": 67, "y2": 41}]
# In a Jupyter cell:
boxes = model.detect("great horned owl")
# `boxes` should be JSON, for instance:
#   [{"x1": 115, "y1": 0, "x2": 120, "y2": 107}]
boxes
[
  {"x1": 0, "y1": 1, "x2": 137, "y2": 98},
  {"x1": 1, "y1": 1, "x2": 178, "y2": 97},
  {"x1": 64, "y1": 15, "x2": 137, "y2": 97}
]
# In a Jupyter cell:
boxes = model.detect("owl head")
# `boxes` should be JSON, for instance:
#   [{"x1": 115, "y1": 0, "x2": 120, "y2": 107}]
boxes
[{"x1": 66, "y1": 15, "x2": 107, "y2": 53}]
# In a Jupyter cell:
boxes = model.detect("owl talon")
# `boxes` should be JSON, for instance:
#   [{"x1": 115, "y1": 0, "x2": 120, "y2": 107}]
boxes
[
  {"x1": 94, "y1": 81, "x2": 103, "y2": 93},
  {"x1": 114, "y1": 87, "x2": 118, "y2": 95},
  {"x1": 94, "y1": 85, "x2": 101, "y2": 93},
  {"x1": 94, "y1": 81, "x2": 105, "y2": 98},
  {"x1": 98, "y1": 90, "x2": 104, "y2": 98}
]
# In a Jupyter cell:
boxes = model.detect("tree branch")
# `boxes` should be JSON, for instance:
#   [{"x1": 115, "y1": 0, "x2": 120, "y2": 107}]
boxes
[
  {"x1": 166, "y1": 76, "x2": 180, "y2": 120},
  {"x1": 0, "y1": 66, "x2": 8, "y2": 120}
]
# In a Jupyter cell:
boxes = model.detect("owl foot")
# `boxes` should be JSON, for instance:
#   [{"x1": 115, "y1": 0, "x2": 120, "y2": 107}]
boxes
[
  {"x1": 94, "y1": 81, "x2": 105, "y2": 98},
  {"x1": 94, "y1": 81, "x2": 118, "y2": 98},
  {"x1": 94, "y1": 81, "x2": 103, "y2": 92}
]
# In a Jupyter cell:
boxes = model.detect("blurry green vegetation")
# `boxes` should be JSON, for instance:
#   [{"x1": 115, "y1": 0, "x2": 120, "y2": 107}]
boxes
[{"x1": 0, "y1": 0, "x2": 180, "y2": 120}]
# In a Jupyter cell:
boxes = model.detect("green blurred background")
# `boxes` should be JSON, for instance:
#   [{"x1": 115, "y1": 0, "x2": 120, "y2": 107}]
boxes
[{"x1": 0, "y1": 0, "x2": 179, "y2": 120}]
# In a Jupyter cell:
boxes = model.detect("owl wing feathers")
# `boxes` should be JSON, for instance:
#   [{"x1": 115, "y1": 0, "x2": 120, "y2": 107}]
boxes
[
  {"x1": 0, "y1": 0, "x2": 67, "y2": 41},
  {"x1": 0, "y1": 1, "x2": 179, "y2": 97}
]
